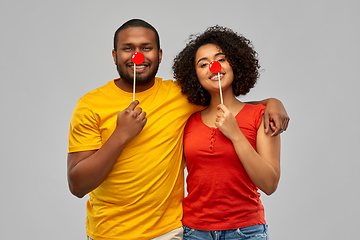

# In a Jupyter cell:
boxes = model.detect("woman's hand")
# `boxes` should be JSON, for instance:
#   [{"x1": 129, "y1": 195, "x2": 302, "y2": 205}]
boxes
[{"x1": 215, "y1": 104, "x2": 242, "y2": 141}]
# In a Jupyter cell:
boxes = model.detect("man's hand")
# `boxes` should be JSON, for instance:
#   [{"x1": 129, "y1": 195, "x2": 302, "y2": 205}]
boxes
[
  {"x1": 263, "y1": 98, "x2": 289, "y2": 137},
  {"x1": 115, "y1": 100, "x2": 147, "y2": 141}
]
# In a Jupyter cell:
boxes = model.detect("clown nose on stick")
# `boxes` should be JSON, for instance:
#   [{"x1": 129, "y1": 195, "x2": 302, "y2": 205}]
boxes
[
  {"x1": 131, "y1": 52, "x2": 145, "y2": 101},
  {"x1": 209, "y1": 61, "x2": 223, "y2": 104}
]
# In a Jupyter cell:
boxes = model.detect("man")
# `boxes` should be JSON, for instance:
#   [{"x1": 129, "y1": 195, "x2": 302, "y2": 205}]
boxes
[{"x1": 67, "y1": 19, "x2": 289, "y2": 240}]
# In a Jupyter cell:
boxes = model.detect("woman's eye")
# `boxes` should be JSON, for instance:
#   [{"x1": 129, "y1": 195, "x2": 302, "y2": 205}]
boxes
[{"x1": 200, "y1": 63, "x2": 208, "y2": 68}]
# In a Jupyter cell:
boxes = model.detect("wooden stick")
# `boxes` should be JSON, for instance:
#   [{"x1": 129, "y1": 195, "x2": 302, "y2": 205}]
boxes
[
  {"x1": 133, "y1": 63, "x2": 136, "y2": 101},
  {"x1": 218, "y1": 72, "x2": 223, "y2": 104}
]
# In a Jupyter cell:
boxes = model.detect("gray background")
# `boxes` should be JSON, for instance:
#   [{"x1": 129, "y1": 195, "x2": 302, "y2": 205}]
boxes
[{"x1": 1, "y1": 1, "x2": 359, "y2": 239}]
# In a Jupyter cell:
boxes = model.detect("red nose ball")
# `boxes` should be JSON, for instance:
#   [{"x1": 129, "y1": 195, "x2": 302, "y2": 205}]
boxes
[
  {"x1": 132, "y1": 52, "x2": 145, "y2": 65},
  {"x1": 209, "y1": 61, "x2": 221, "y2": 73}
]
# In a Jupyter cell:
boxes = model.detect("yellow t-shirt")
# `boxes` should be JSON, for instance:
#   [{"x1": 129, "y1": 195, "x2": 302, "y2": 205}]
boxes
[{"x1": 68, "y1": 78, "x2": 200, "y2": 240}]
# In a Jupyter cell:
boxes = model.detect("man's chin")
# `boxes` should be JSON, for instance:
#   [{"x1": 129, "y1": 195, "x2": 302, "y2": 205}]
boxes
[{"x1": 118, "y1": 68, "x2": 157, "y2": 84}]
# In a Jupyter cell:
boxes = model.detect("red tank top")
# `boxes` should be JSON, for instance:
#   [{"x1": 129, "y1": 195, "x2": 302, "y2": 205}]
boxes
[{"x1": 183, "y1": 104, "x2": 266, "y2": 230}]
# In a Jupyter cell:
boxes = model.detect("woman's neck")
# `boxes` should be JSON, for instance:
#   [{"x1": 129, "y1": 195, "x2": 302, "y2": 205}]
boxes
[{"x1": 201, "y1": 90, "x2": 244, "y2": 118}]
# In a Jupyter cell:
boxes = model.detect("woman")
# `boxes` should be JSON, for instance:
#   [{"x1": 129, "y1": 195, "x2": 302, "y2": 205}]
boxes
[{"x1": 172, "y1": 26, "x2": 281, "y2": 239}]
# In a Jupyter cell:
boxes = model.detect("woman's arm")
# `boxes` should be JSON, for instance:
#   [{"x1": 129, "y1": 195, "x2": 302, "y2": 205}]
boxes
[{"x1": 216, "y1": 105, "x2": 281, "y2": 195}]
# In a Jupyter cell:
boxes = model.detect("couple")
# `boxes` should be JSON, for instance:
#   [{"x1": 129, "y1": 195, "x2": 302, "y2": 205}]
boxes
[{"x1": 67, "y1": 19, "x2": 288, "y2": 240}]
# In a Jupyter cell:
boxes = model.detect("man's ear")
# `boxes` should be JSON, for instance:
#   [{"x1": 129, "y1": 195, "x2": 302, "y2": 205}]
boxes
[
  {"x1": 112, "y1": 49, "x2": 117, "y2": 64},
  {"x1": 158, "y1": 48, "x2": 163, "y2": 64}
]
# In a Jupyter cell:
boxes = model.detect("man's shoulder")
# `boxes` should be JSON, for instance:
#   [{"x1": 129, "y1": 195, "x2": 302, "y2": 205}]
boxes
[
  {"x1": 156, "y1": 78, "x2": 176, "y2": 86},
  {"x1": 79, "y1": 80, "x2": 115, "y2": 101},
  {"x1": 156, "y1": 78, "x2": 181, "y2": 93}
]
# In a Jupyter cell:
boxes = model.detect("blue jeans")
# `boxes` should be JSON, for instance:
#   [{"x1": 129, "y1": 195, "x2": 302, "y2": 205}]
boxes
[{"x1": 183, "y1": 224, "x2": 268, "y2": 240}]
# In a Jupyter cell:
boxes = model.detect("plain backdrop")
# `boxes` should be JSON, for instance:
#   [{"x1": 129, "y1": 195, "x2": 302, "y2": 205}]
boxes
[{"x1": 1, "y1": 1, "x2": 359, "y2": 239}]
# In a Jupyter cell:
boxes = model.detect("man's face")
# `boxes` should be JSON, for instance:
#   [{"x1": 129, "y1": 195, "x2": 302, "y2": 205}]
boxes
[{"x1": 112, "y1": 27, "x2": 162, "y2": 87}]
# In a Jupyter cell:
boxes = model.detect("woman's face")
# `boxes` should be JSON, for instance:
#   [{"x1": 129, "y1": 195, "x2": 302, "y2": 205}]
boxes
[{"x1": 195, "y1": 44, "x2": 234, "y2": 94}]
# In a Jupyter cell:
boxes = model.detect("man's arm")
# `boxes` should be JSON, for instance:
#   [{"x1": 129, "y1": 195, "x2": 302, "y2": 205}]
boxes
[
  {"x1": 247, "y1": 98, "x2": 289, "y2": 137},
  {"x1": 67, "y1": 101, "x2": 147, "y2": 198}
]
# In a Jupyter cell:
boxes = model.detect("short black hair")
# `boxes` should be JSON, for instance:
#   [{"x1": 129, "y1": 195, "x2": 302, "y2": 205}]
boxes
[
  {"x1": 172, "y1": 25, "x2": 260, "y2": 106},
  {"x1": 113, "y1": 19, "x2": 160, "y2": 51}
]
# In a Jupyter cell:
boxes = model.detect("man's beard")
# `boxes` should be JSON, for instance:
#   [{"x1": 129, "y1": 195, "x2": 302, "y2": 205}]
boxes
[{"x1": 116, "y1": 60, "x2": 159, "y2": 86}]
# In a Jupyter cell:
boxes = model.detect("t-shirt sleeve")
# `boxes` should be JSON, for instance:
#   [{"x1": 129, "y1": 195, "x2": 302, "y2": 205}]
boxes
[{"x1": 68, "y1": 99, "x2": 102, "y2": 153}]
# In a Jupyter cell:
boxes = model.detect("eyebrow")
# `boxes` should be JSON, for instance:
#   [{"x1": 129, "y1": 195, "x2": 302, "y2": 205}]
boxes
[{"x1": 196, "y1": 52, "x2": 225, "y2": 65}]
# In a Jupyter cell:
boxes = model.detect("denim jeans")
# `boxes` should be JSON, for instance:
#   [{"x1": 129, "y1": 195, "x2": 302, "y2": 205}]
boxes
[{"x1": 183, "y1": 224, "x2": 268, "y2": 240}]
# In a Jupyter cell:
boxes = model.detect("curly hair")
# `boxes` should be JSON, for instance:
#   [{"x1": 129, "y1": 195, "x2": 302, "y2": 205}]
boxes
[{"x1": 172, "y1": 25, "x2": 260, "y2": 106}]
